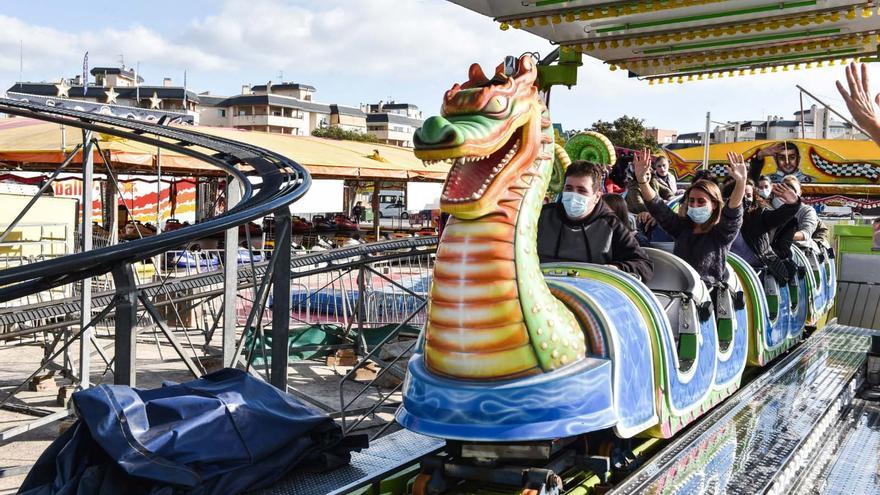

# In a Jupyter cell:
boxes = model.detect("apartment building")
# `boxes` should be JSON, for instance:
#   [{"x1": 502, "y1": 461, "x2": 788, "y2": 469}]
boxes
[
  {"x1": 6, "y1": 66, "x2": 199, "y2": 123},
  {"x1": 362, "y1": 101, "x2": 424, "y2": 148}
]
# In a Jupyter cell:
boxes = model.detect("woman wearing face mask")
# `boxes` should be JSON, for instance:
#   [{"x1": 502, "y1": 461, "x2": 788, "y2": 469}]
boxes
[
  {"x1": 633, "y1": 149, "x2": 745, "y2": 286},
  {"x1": 537, "y1": 161, "x2": 654, "y2": 281}
]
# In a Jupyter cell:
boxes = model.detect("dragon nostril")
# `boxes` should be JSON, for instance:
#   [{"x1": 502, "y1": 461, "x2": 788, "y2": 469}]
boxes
[{"x1": 415, "y1": 116, "x2": 464, "y2": 147}]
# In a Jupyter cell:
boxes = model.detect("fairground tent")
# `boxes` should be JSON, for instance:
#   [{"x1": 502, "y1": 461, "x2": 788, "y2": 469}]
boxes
[{"x1": 0, "y1": 118, "x2": 449, "y2": 181}]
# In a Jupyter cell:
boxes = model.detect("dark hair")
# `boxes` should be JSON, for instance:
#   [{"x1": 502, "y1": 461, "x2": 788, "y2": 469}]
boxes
[
  {"x1": 775, "y1": 143, "x2": 800, "y2": 159},
  {"x1": 602, "y1": 194, "x2": 630, "y2": 228},
  {"x1": 691, "y1": 169, "x2": 716, "y2": 183},
  {"x1": 565, "y1": 160, "x2": 605, "y2": 193},
  {"x1": 351, "y1": 232, "x2": 361, "y2": 240},
  {"x1": 681, "y1": 179, "x2": 724, "y2": 228}
]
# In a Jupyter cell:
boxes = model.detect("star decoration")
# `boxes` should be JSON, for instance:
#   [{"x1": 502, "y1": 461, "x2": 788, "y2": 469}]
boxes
[
  {"x1": 149, "y1": 92, "x2": 162, "y2": 109},
  {"x1": 104, "y1": 87, "x2": 118, "y2": 104},
  {"x1": 54, "y1": 79, "x2": 70, "y2": 98}
]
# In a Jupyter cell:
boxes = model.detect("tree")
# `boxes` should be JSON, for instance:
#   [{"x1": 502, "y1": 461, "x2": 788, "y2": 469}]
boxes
[
  {"x1": 312, "y1": 125, "x2": 379, "y2": 143},
  {"x1": 589, "y1": 115, "x2": 659, "y2": 151}
]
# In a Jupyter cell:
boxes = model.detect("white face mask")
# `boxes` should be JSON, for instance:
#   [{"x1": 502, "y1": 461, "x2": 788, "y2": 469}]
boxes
[
  {"x1": 561, "y1": 191, "x2": 593, "y2": 219},
  {"x1": 758, "y1": 187, "x2": 772, "y2": 199},
  {"x1": 771, "y1": 197, "x2": 784, "y2": 209},
  {"x1": 687, "y1": 205, "x2": 712, "y2": 224}
]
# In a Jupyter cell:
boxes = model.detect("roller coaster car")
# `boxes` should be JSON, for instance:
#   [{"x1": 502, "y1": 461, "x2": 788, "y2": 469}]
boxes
[{"x1": 396, "y1": 54, "x2": 836, "y2": 494}]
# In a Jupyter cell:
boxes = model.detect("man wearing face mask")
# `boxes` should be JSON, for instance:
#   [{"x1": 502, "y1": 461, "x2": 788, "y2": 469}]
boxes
[
  {"x1": 756, "y1": 176, "x2": 773, "y2": 206},
  {"x1": 537, "y1": 161, "x2": 654, "y2": 282}
]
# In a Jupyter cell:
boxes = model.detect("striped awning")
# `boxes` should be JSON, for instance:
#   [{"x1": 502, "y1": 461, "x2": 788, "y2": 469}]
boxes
[{"x1": 450, "y1": 1, "x2": 880, "y2": 84}]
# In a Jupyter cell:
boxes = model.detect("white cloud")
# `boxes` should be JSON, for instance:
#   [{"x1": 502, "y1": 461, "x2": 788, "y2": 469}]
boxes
[{"x1": 0, "y1": 1, "x2": 865, "y2": 134}]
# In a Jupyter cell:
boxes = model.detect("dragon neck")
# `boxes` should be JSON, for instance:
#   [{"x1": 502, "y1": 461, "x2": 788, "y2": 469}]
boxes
[{"x1": 425, "y1": 110, "x2": 585, "y2": 380}]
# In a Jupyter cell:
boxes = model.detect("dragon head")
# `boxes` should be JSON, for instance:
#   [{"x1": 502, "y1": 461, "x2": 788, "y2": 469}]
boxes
[{"x1": 414, "y1": 55, "x2": 545, "y2": 220}]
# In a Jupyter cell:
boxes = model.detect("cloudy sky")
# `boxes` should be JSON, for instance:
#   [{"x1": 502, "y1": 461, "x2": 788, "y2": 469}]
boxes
[{"x1": 0, "y1": 0, "x2": 862, "y2": 134}]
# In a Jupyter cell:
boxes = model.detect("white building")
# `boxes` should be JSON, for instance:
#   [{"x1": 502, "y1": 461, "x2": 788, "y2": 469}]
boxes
[
  {"x1": 685, "y1": 105, "x2": 868, "y2": 145},
  {"x1": 199, "y1": 82, "x2": 366, "y2": 135},
  {"x1": 362, "y1": 101, "x2": 424, "y2": 148}
]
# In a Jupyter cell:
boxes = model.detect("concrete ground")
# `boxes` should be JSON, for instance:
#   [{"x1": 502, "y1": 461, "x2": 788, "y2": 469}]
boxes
[{"x1": 0, "y1": 325, "x2": 404, "y2": 493}]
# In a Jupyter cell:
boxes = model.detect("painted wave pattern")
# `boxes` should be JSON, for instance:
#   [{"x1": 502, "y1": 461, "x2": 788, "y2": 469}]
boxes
[
  {"x1": 548, "y1": 276, "x2": 657, "y2": 432},
  {"x1": 400, "y1": 354, "x2": 616, "y2": 441}
]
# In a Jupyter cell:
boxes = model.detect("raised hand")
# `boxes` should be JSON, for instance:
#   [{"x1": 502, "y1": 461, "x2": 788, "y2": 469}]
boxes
[
  {"x1": 632, "y1": 148, "x2": 652, "y2": 183},
  {"x1": 725, "y1": 151, "x2": 748, "y2": 183},
  {"x1": 772, "y1": 183, "x2": 799, "y2": 204},
  {"x1": 836, "y1": 62, "x2": 880, "y2": 143},
  {"x1": 755, "y1": 142, "x2": 787, "y2": 158}
]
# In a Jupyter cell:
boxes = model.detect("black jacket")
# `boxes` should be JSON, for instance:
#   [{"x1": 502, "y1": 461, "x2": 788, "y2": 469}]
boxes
[
  {"x1": 740, "y1": 202, "x2": 799, "y2": 265},
  {"x1": 537, "y1": 201, "x2": 654, "y2": 281},
  {"x1": 644, "y1": 196, "x2": 743, "y2": 285}
]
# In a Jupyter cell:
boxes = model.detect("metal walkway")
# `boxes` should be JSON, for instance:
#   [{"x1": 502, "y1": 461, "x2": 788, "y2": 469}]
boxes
[
  {"x1": 611, "y1": 324, "x2": 876, "y2": 495},
  {"x1": 794, "y1": 397, "x2": 880, "y2": 494},
  {"x1": 255, "y1": 428, "x2": 444, "y2": 495}
]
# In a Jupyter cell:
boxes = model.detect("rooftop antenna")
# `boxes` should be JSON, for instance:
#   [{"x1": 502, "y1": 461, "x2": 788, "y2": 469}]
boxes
[
  {"x1": 118, "y1": 53, "x2": 125, "y2": 69},
  {"x1": 18, "y1": 40, "x2": 23, "y2": 88},
  {"x1": 277, "y1": 70, "x2": 283, "y2": 81}
]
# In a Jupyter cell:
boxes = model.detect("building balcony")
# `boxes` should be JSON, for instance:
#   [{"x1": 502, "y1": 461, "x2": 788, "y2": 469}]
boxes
[{"x1": 230, "y1": 114, "x2": 307, "y2": 128}]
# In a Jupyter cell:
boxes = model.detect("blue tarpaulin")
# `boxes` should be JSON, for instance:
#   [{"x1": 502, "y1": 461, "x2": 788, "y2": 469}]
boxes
[{"x1": 19, "y1": 368, "x2": 363, "y2": 495}]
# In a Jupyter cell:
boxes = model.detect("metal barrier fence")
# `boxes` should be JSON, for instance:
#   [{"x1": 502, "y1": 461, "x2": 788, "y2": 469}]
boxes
[{"x1": 0, "y1": 236, "x2": 438, "y2": 442}]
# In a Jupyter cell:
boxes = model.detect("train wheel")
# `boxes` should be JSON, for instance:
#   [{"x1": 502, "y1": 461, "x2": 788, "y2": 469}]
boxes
[
  {"x1": 412, "y1": 473, "x2": 432, "y2": 495},
  {"x1": 522, "y1": 473, "x2": 563, "y2": 495}
]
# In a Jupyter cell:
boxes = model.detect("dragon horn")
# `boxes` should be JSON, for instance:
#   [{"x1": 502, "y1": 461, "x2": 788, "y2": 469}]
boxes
[{"x1": 468, "y1": 63, "x2": 490, "y2": 86}]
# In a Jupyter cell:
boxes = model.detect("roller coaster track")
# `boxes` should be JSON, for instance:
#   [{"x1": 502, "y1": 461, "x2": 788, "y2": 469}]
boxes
[
  {"x1": 0, "y1": 236, "x2": 439, "y2": 334},
  {"x1": 0, "y1": 97, "x2": 312, "y2": 302}
]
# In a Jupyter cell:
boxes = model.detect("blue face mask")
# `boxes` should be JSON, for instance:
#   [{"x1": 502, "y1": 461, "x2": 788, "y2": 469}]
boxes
[
  {"x1": 770, "y1": 197, "x2": 784, "y2": 210},
  {"x1": 561, "y1": 191, "x2": 593, "y2": 219},
  {"x1": 687, "y1": 204, "x2": 712, "y2": 224}
]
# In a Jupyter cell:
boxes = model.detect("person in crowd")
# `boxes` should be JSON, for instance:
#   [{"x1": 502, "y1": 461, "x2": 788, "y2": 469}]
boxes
[
  {"x1": 602, "y1": 193, "x2": 650, "y2": 247},
  {"x1": 755, "y1": 175, "x2": 773, "y2": 207},
  {"x1": 729, "y1": 177, "x2": 801, "y2": 281},
  {"x1": 537, "y1": 161, "x2": 654, "y2": 281},
  {"x1": 602, "y1": 193, "x2": 635, "y2": 230},
  {"x1": 626, "y1": 161, "x2": 674, "y2": 214},
  {"x1": 653, "y1": 156, "x2": 678, "y2": 193},
  {"x1": 812, "y1": 218, "x2": 831, "y2": 250},
  {"x1": 351, "y1": 201, "x2": 364, "y2": 223},
  {"x1": 634, "y1": 149, "x2": 745, "y2": 286},
  {"x1": 837, "y1": 62, "x2": 880, "y2": 148},
  {"x1": 779, "y1": 176, "x2": 818, "y2": 252},
  {"x1": 691, "y1": 169, "x2": 717, "y2": 184}
]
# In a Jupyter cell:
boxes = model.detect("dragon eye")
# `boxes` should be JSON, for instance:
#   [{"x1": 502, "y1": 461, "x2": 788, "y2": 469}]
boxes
[{"x1": 482, "y1": 96, "x2": 508, "y2": 114}]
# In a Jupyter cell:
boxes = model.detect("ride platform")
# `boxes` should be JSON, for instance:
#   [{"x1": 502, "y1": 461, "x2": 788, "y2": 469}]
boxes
[
  {"x1": 611, "y1": 323, "x2": 877, "y2": 495},
  {"x1": 256, "y1": 323, "x2": 877, "y2": 495}
]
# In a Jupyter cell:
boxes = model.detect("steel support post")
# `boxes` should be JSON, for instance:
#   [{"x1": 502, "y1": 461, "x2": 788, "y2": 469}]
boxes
[
  {"x1": 356, "y1": 265, "x2": 367, "y2": 355},
  {"x1": 270, "y1": 208, "x2": 291, "y2": 389},
  {"x1": 111, "y1": 262, "x2": 138, "y2": 386},
  {"x1": 222, "y1": 176, "x2": 241, "y2": 367},
  {"x1": 78, "y1": 131, "x2": 94, "y2": 388}
]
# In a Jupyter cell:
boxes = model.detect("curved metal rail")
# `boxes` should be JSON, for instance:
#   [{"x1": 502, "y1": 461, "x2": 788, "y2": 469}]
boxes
[{"x1": 0, "y1": 98, "x2": 312, "y2": 301}]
